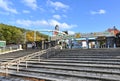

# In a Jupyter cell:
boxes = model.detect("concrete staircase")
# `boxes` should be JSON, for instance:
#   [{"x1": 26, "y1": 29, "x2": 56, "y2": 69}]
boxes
[{"x1": 1, "y1": 48, "x2": 120, "y2": 81}]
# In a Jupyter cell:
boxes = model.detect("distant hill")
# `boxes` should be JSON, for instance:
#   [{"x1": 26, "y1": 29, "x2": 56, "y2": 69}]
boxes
[{"x1": 0, "y1": 23, "x2": 48, "y2": 44}]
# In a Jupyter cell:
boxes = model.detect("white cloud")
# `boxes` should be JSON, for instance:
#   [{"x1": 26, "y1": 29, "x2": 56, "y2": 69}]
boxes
[
  {"x1": 0, "y1": 0, "x2": 18, "y2": 14},
  {"x1": 16, "y1": 19, "x2": 49, "y2": 27},
  {"x1": 47, "y1": 0, "x2": 69, "y2": 10},
  {"x1": 22, "y1": 0, "x2": 38, "y2": 10},
  {"x1": 23, "y1": 10, "x2": 30, "y2": 13},
  {"x1": 90, "y1": 9, "x2": 106, "y2": 15},
  {"x1": 53, "y1": 15, "x2": 61, "y2": 20},
  {"x1": 99, "y1": 9, "x2": 106, "y2": 14},
  {"x1": 16, "y1": 19, "x2": 77, "y2": 30},
  {"x1": 48, "y1": 19, "x2": 77, "y2": 29},
  {"x1": 68, "y1": 31, "x2": 75, "y2": 35}
]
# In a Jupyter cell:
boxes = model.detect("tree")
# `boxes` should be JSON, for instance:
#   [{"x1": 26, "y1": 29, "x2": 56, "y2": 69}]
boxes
[
  {"x1": 0, "y1": 23, "x2": 49, "y2": 44},
  {"x1": 25, "y1": 31, "x2": 49, "y2": 42},
  {"x1": 0, "y1": 24, "x2": 24, "y2": 44}
]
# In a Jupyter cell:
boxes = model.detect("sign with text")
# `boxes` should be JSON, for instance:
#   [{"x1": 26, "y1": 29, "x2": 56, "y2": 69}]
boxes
[{"x1": 80, "y1": 31, "x2": 114, "y2": 38}]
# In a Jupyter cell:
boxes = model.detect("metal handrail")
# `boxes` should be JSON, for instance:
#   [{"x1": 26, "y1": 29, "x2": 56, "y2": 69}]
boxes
[
  {"x1": 0, "y1": 45, "x2": 61, "y2": 69},
  {"x1": 0, "y1": 50, "x2": 44, "y2": 68}
]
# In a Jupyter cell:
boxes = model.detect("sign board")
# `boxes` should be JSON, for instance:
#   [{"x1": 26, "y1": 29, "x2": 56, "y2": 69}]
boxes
[
  {"x1": 80, "y1": 31, "x2": 114, "y2": 38},
  {"x1": 62, "y1": 35, "x2": 75, "y2": 39},
  {"x1": 51, "y1": 35, "x2": 75, "y2": 40},
  {"x1": 0, "y1": 41, "x2": 6, "y2": 47}
]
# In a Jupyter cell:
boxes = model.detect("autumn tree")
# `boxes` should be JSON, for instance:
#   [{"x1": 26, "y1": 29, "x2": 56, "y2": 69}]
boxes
[
  {"x1": 0, "y1": 23, "x2": 49, "y2": 44},
  {"x1": 0, "y1": 24, "x2": 24, "y2": 44},
  {"x1": 25, "y1": 31, "x2": 48, "y2": 42}
]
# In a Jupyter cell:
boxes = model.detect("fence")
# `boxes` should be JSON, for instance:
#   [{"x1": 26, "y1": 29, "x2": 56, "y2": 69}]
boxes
[{"x1": 0, "y1": 45, "x2": 22, "y2": 54}]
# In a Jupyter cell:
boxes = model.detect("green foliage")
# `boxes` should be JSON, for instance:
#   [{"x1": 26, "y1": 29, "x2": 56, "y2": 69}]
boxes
[
  {"x1": 0, "y1": 23, "x2": 24, "y2": 44},
  {"x1": 0, "y1": 23, "x2": 48, "y2": 44}
]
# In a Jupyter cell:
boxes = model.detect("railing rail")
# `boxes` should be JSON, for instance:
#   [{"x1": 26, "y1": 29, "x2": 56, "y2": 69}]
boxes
[
  {"x1": 0, "y1": 45, "x2": 61, "y2": 74},
  {"x1": 0, "y1": 45, "x2": 22, "y2": 54}
]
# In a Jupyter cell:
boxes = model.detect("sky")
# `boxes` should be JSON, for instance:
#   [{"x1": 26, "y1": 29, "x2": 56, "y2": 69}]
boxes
[{"x1": 0, "y1": 0, "x2": 120, "y2": 35}]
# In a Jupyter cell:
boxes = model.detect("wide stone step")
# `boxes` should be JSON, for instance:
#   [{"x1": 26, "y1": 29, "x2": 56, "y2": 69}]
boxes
[
  {"x1": 17, "y1": 61, "x2": 120, "y2": 72},
  {"x1": 0, "y1": 68, "x2": 101, "y2": 81},
  {"x1": 2, "y1": 66, "x2": 120, "y2": 81},
  {"x1": 52, "y1": 53, "x2": 120, "y2": 57},
  {"x1": 21, "y1": 61, "x2": 120, "y2": 69},
  {"x1": 55, "y1": 53, "x2": 120, "y2": 56},
  {"x1": 0, "y1": 76, "x2": 30, "y2": 81},
  {"x1": 41, "y1": 59, "x2": 120, "y2": 65},
  {"x1": 0, "y1": 69, "x2": 61, "y2": 81},
  {"x1": 59, "y1": 51, "x2": 120, "y2": 54},
  {"x1": 49, "y1": 58, "x2": 120, "y2": 61},
  {"x1": 13, "y1": 62, "x2": 120, "y2": 75},
  {"x1": 51, "y1": 56, "x2": 117, "y2": 58}
]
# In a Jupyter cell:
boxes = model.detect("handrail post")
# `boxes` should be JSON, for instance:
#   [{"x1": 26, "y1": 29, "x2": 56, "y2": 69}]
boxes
[
  {"x1": 38, "y1": 55, "x2": 41, "y2": 62},
  {"x1": 5, "y1": 65, "x2": 8, "y2": 77},
  {"x1": 47, "y1": 49, "x2": 49, "y2": 59},
  {"x1": 17, "y1": 63, "x2": 19, "y2": 72},
  {"x1": 54, "y1": 48, "x2": 55, "y2": 55},
  {"x1": 17, "y1": 61, "x2": 20, "y2": 72},
  {"x1": 26, "y1": 61, "x2": 27, "y2": 68}
]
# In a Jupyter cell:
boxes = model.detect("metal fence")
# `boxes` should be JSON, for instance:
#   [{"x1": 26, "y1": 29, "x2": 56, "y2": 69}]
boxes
[{"x1": 0, "y1": 45, "x2": 22, "y2": 54}]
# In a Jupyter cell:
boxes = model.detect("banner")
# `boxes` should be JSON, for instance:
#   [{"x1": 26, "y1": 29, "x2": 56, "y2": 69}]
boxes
[{"x1": 80, "y1": 31, "x2": 114, "y2": 38}]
